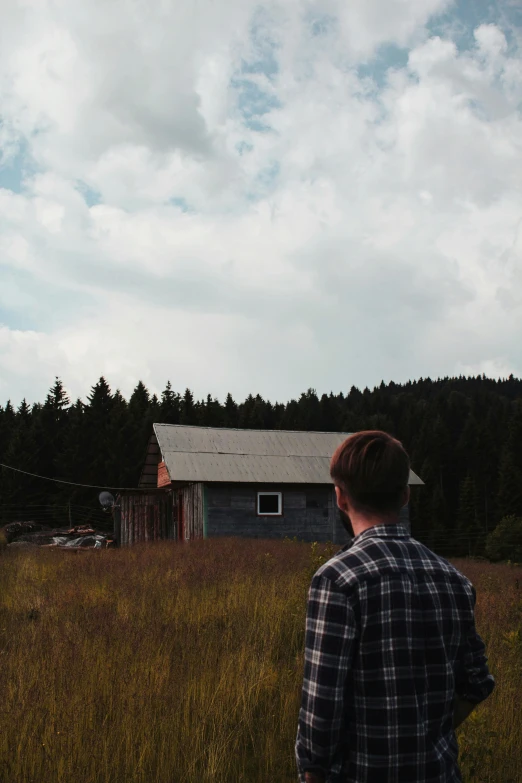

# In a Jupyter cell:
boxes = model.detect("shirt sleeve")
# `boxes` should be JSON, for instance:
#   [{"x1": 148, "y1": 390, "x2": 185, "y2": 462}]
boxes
[
  {"x1": 296, "y1": 573, "x2": 358, "y2": 783},
  {"x1": 455, "y1": 586, "x2": 495, "y2": 705}
]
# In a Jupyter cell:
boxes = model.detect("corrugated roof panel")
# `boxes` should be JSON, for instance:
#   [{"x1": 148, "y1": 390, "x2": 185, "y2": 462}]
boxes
[
  {"x1": 153, "y1": 424, "x2": 424, "y2": 485},
  {"x1": 154, "y1": 424, "x2": 353, "y2": 458},
  {"x1": 164, "y1": 453, "x2": 333, "y2": 483}
]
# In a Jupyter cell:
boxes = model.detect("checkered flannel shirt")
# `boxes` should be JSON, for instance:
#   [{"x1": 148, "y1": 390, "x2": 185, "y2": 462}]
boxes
[{"x1": 296, "y1": 523, "x2": 495, "y2": 783}]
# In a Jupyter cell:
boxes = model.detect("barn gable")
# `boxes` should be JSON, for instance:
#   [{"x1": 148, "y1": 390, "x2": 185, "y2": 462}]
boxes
[{"x1": 138, "y1": 433, "x2": 161, "y2": 488}]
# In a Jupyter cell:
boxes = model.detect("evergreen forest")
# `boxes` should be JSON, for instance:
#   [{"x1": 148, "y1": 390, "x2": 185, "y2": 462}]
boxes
[{"x1": 2, "y1": 374, "x2": 522, "y2": 558}]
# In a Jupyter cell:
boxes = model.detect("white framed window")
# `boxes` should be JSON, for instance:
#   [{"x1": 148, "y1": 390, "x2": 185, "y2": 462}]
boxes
[{"x1": 257, "y1": 492, "x2": 283, "y2": 516}]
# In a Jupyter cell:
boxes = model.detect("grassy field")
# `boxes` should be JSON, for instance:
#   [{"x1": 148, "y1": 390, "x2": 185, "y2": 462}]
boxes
[{"x1": 0, "y1": 539, "x2": 520, "y2": 783}]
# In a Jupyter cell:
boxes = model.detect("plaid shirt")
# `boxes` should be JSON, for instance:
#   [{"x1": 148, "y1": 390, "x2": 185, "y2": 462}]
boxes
[{"x1": 296, "y1": 524, "x2": 495, "y2": 783}]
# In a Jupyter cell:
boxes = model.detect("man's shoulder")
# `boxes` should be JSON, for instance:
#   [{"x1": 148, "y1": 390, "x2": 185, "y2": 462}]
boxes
[{"x1": 314, "y1": 534, "x2": 472, "y2": 593}]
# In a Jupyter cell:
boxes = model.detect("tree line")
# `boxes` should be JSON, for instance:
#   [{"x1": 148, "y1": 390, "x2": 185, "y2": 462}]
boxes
[{"x1": 1, "y1": 374, "x2": 522, "y2": 557}]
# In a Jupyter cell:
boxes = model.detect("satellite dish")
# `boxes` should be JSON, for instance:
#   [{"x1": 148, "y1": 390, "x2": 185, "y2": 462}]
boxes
[{"x1": 99, "y1": 491, "x2": 115, "y2": 510}]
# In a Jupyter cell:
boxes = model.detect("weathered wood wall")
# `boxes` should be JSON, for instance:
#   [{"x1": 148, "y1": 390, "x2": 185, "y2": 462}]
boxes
[
  {"x1": 205, "y1": 484, "x2": 351, "y2": 544},
  {"x1": 119, "y1": 491, "x2": 175, "y2": 546},
  {"x1": 179, "y1": 483, "x2": 204, "y2": 540},
  {"x1": 119, "y1": 484, "x2": 410, "y2": 546}
]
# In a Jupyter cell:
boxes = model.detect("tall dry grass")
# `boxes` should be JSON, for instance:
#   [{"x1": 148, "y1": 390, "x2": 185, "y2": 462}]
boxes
[{"x1": 0, "y1": 540, "x2": 520, "y2": 783}]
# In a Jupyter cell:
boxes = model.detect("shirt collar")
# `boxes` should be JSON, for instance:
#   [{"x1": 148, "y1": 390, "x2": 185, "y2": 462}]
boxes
[{"x1": 352, "y1": 523, "x2": 410, "y2": 543}]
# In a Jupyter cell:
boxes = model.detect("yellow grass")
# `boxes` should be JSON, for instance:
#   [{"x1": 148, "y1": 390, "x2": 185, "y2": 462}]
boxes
[{"x1": 0, "y1": 539, "x2": 520, "y2": 783}]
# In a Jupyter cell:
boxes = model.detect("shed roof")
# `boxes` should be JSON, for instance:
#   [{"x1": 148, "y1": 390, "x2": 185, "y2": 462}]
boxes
[{"x1": 153, "y1": 424, "x2": 424, "y2": 486}]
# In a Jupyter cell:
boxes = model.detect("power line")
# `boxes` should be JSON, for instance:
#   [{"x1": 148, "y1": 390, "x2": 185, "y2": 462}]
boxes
[{"x1": 0, "y1": 462, "x2": 143, "y2": 491}]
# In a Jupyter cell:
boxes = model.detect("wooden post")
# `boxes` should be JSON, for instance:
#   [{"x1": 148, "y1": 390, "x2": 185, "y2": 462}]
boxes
[{"x1": 113, "y1": 504, "x2": 121, "y2": 546}]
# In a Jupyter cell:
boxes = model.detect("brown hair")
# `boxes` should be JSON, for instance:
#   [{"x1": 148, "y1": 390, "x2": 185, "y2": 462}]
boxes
[{"x1": 330, "y1": 430, "x2": 410, "y2": 515}]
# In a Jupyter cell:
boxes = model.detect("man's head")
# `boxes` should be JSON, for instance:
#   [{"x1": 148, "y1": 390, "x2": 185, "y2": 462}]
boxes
[{"x1": 330, "y1": 430, "x2": 410, "y2": 532}]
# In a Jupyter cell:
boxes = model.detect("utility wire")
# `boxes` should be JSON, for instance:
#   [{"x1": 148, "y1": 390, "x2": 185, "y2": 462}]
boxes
[{"x1": 0, "y1": 462, "x2": 144, "y2": 491}]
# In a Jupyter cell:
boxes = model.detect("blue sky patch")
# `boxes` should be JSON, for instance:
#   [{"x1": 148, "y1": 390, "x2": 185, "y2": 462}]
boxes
[
  {"x1": 236, "y1": 141, "x2": 254, "y2": 156},
  {"x1": 357, "y1": 43, "x2": 410, "y2": 89},
  {"x1": 428, "y1": 0, "x2": 521, "y2": 52},
  {"x1": 234, "y1": 77, "x2": 281, "y2": 120},
  {"x1": 256, "y1": 160, "x2": 280, "y2": 189},
  {"x1": 75, "y1": 181, "x2": 101, "y2": 207},
  {"x1": 243, "y1": 6, "x2": 280, "y2": 80},
  {"x1": 244, "y1": 160, "x2": 280, "y2": 203},
  {"x1": 0, "y1": 139, "x2": 37, "y2": 194},
  {"x1": 169, "y1": 197, "x2": 191, "y2": 212},
  {"x1": 0, "y1": 159, "x2": 25, "y2": 193},
  {"x1": 309, "y1": 13, "x2": 337, "y2": 38},
  {"x1": 232, "y1": 6, "x2": 283, "y2": 133}
]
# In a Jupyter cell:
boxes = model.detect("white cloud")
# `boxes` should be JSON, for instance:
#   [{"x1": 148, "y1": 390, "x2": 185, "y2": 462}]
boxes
[
  {"x1": 474, "y1": 23, "x2": 508, "y2": 63},
  {"x1": 0, "y1": 1, "x2": 521, "y2": 404}
]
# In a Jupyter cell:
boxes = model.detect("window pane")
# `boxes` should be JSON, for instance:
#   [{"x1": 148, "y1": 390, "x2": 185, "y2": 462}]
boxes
[{"x1": 259, "y1": 494, "x2": 280, "y2": 514}]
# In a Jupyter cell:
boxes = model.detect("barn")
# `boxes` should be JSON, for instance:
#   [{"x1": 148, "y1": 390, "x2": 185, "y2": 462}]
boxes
[{"x1": 115, "y1": 424, "x2": 423, "y2": 546}]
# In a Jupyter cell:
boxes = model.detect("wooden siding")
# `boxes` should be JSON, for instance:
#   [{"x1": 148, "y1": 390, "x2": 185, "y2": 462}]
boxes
[
  {"x1": 138, "y1": 434, "x2": 161, "y2": 488},
  {"x1": 178, "y1": 483, "x2": 204, "y2": 540},
  {"x1": 119, "y1": 491, "x2": 175, "y2": 545},
  {"x1": 157, "y1": 461, "x2": 170, "y2": 488},
  {"x1": 118, "y1": 483, "x2": 410, "y2": 547},
  {"x1": 206, "y1": 484, "x2": 411, "y2": 543},
  {"x1": 205, "y1": 484, "x2": 350, "y2": 544}
]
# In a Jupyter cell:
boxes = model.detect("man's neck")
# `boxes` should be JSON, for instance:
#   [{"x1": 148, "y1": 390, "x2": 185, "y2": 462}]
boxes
[{"x1": 350, "y1": 513, "x2": 401, "y2": 538}]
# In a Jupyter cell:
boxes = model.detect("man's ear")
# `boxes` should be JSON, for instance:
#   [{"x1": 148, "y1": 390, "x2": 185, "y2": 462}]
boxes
[
  {"x1": 335, "y1": 485, "x2": 350, "y2": 514},
  {"x1": 403, "y1": 485, "x2": 410, "y2": 507}
]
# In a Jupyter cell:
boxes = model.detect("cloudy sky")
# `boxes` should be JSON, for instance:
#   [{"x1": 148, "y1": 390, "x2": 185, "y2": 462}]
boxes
[{"x1": 1, "y1": 0, "x2": 521, "y2": 406}]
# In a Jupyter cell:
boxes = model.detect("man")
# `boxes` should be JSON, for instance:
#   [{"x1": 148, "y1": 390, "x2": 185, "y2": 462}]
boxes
[{"x1": 296, "y1": 431, "x2": 495, "y2": 783}]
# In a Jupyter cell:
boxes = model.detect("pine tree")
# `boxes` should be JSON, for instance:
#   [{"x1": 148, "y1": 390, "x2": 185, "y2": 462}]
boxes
[
  {"x1": 46, "y1": 377, "x2": 70, "y2": 413},
  {"x1": 224, "y1": 393, "x2": 239, "y2": 428},
  {"x1": 128, "y1": 381, "x2": 150, "y2": 419},
  {"x1": 497, "y1": 400, "x2": 522, "y2": 521},
  {"x1": 0, "y1": 400, "x2": 40, "y2": 514},
  {"x1": 346, "y1": 386, "x2": 362, "y2": 410},
  {"x1": 32, "y1": 378, "x2": 70, "y2": 504},
  {"x1": 54, "y1": 399, "x2": 86, "y2": 504},
  {"x1": 106, "y1": 390, "x2": 131, "y2": 487},
  {"x1": 297, "y1": 389, "x2": 321, "y2": 431},
  {"x1": 202, "y1": 395, "x2": 223, "y2": 427},
  {"x1": 251, "y1": 395, "x2": 268, "y2": 429},
  {"x1": 279, "y1": 399, "x2": 301, "y2": 430},
  {"x1": 17, "y1": 399, "x2": 31, "y2": 422},
  {"x1": 366, "y1": 413, "x2": 395, "y2": 434},
  {"x1": 87, "y1": 377, "x2": 114, "y2": 417},
  {"x1": 342, "y1": 410, "x2": 362, "y2": 432},
  {"x1": 180, "y1": 389, "x2": 196, "y2": 424},
  {"x1": 446, "y1": 391, "x2": 471, "y2": 443},
  {"x1": 122, "y1": 382, "x2": 154, "y2": 484},
  {"x1": 239, "y1": 395, "x2": 266, "y2": 429},
  {"x1": 408, "y1": 454, "x2": 448, "y2": 553},
  {"x1": 429, "y1": 485, "x2": 450, "y2": 554},
  {"x1": 80, "y1": 377, "x2": 115, "y2": 488},
  {"x1": 160, "y1": 382, "x2": 181, "y2": 424},
  {"x1": 456, "y1": 474, "x2": 481, "y2": 555},
  {"x1": 318, "y1": 393, "x2": 340, "y2": 431},
  {"x1": 273, "y1": 402, "x2": 286, "y2": 429},
  {"x1": 456, "y1": 414, "x2": 479, "y2": 476},
  {"x1": 396, "y1": 405, "x2": 414, "y2": 447},
  {"x1": 261, "y1": 398, "x2": 277, "y2": 429}
]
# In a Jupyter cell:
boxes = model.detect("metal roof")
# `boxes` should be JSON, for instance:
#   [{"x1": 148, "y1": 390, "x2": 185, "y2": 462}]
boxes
[{"x1": 153, "y1": 424, "x2": 424, "y2": 486}]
